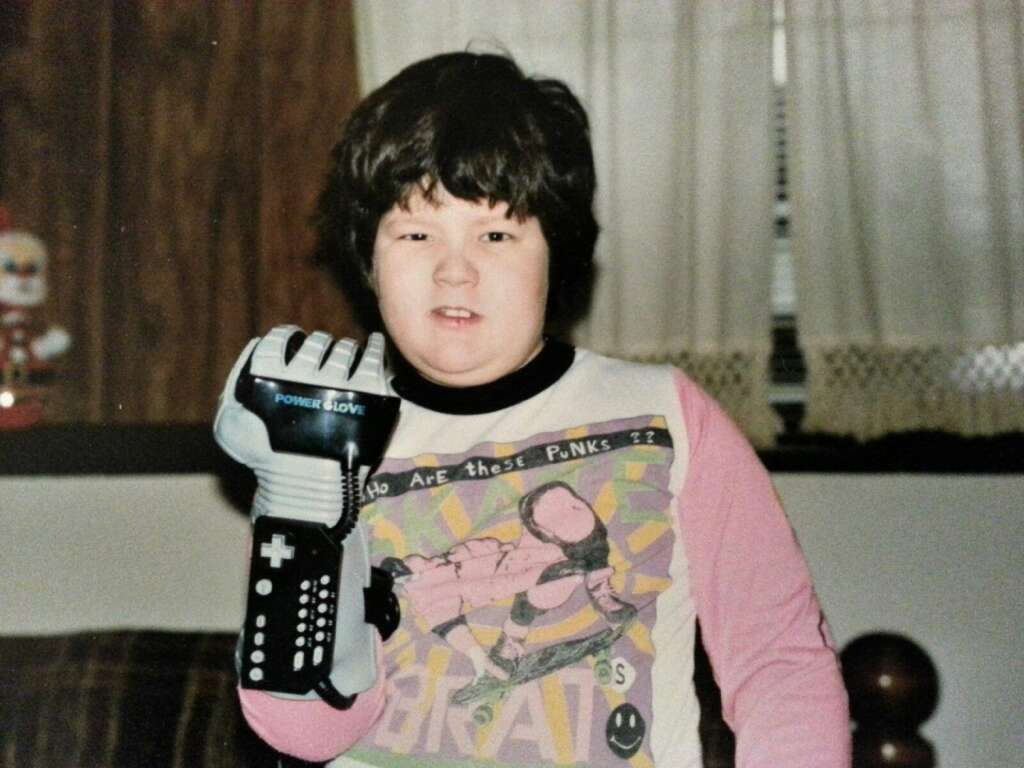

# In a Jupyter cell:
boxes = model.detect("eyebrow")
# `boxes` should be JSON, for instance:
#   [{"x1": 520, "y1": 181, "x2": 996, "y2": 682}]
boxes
[{"x1": 382, "y1": 207, "x2": 521, "y2": 227}]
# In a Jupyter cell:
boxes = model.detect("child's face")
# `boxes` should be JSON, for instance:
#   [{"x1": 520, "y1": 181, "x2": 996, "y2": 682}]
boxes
[{"x1": 373, "y1": 185, "x2": 549, "y2": 387}]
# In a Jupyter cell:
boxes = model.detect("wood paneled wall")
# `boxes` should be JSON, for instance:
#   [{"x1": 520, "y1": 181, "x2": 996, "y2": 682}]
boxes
[{"x1": 0, "y1": 1, "x2": 361, "y2": 424}]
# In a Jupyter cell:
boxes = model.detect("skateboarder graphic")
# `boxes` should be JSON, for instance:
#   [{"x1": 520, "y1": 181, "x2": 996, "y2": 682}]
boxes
[{"x1": 380, "y1": 481, "x2": 638, "y2": 695}]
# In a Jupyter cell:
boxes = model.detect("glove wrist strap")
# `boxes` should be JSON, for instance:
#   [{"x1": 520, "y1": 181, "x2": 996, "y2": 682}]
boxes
[{"x1": 252, "y1": 464, "x2": 345, "y2": 525}]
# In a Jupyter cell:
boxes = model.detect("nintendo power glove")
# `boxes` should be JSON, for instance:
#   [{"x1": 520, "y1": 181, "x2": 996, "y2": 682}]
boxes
[{"x1": 214, "y1": 325, "x2": 401, "y2": 710}]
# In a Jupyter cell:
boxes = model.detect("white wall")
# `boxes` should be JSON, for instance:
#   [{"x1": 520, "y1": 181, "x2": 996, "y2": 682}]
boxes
[
  {"x1": 2, "y1": 473, "x2": 1022, "y2": 765},
  {"x1": 776, "y1": 474, "x2": 1024, "y2": 768},
  {"x1": 2, "y1": 475, "x2": 249, "y2": 633}
]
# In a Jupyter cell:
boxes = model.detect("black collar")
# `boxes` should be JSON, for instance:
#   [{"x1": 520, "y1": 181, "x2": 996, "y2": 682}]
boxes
[{"x1": 391, "y1": 340, "x2": 575, "y2": 415}]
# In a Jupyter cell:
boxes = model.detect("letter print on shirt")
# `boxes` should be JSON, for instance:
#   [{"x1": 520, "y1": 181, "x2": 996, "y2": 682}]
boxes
[{"x1": 352, "y1": 415, "x2": 675, "y2": 767}]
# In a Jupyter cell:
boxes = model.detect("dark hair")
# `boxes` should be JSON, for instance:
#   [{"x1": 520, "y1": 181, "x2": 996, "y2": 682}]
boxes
[{"x1": 315, "y1": 51, "x2": 598, "y2": 334}]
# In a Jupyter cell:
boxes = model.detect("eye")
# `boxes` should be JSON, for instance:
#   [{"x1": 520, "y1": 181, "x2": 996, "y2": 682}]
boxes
[
  {"x1": 398, "y1": 232, "x2": 429, "y2": 242},
  {"x1": 483, "y1": 231, "x2": 514, "y2": 243}
]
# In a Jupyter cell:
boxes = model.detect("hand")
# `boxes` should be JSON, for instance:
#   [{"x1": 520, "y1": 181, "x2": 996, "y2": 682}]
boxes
[{"x1": 214, "y1": 325, "x2": 395, "y2": 526}]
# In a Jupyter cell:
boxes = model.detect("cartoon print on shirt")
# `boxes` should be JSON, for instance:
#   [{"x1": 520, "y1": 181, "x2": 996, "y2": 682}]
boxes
[
  {"x1": 380, "y1": 480, "x2": 638, "y2": 688},
  {"x1": 352, "y1": 415, "x2": 676, "y2": 767},
  {"x1": 606, "y1": 702, "x2": 647, "y2": 758}
]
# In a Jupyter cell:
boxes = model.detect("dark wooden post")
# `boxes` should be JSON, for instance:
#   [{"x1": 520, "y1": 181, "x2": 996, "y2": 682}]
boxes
[{"x1": 841, "y1": 632, "x2": 939, "y2": 767}]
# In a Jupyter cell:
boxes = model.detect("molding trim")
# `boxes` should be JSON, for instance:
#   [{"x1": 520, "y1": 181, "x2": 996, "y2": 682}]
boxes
[{"x1": 2, "y1": 424, "x2": 1022, "y2": 476}]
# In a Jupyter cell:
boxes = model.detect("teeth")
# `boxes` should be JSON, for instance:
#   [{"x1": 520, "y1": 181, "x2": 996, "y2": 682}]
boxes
[{"x1": 439, "y1": 307, "x2": 473, "y2": 319}]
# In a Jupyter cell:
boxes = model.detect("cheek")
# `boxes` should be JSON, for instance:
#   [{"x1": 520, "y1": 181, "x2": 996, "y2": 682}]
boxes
[
  {"x1": 525, "y1": 262, "x2": 550, "y2": 324},
  {"x1": 378, "y1": 286, "x2": 417, "y2": 335},
  {"x1": 373, "y1": 255, "x2": 412, "y2": 310},
  {"x1": 531, "y1": 260, "x2": 550, "y2": 299},
  {"x1": 372, "y1": 267, "x2": 410, "y2": 339},
  {"x1": 499, "y1": 250, "x2": 549, "y2": 318}
]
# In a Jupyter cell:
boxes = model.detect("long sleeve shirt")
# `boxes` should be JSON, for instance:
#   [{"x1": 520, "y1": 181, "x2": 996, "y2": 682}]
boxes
[{"x1": 238, "y1": 344, "x2": 850, "y2": 766}]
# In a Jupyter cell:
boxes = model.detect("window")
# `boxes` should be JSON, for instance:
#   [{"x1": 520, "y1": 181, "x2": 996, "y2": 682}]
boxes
[{"x1": 769, "y1": 1, "x2": 806, "y2": 432}]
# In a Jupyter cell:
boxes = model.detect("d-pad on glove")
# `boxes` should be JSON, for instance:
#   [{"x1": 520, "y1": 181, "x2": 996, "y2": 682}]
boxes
[{"x1": 214, "y1": 326, "x2": 400, "y2": 709}]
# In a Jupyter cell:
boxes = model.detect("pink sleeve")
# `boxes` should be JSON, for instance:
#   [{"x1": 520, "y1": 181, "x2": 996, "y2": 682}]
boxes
[
  {"x1": 237, "y1": 634, "x2": 387, "y2": 762},
  {"x1": 675, "y1": 370, "x2": 851, "y2": 767}
]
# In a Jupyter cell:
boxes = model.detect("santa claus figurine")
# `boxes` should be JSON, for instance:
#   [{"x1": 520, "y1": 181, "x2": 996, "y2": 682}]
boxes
[{"x1": 0, "y1": 209, "x2": 70, "y2": 429}]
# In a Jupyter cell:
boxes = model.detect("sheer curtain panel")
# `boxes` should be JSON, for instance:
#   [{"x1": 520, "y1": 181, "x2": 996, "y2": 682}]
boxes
[
  {"x1": 354, "y1": 0, "x2": 780, "y2": 446},
  {"x1": 786, "y1": 0, "x2": 1024, "y2": 440}
]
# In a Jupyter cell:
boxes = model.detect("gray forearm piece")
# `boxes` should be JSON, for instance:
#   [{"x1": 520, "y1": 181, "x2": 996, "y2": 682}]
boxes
[{"x1": 235, "y1": 523, "x2": 379, "y2": 702}]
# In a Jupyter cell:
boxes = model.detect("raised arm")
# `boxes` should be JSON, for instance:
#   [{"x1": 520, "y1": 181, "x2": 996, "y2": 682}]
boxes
[{"x1": 215, "y1": 326, "x2": 400, "y2": 762}]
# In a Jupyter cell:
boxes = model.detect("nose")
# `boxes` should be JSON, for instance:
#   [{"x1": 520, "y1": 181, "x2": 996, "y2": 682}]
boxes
[{"x1": 432, "y1": 241, "x2": 478, "y2": 287}]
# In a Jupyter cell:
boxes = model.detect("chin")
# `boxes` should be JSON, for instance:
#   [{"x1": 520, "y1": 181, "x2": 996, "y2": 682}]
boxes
[
  {"x1": 421, "y1": 365, "x2": 495, "y2": 388},
  {"x1": 406, "y1": 339, "x2": 543, "y2": 388},
  {"x1": 408, "y1": 345, "x2": 479, "y2": 384}
]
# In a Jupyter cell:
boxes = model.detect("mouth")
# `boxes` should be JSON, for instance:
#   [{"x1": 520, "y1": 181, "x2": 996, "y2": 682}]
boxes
[
  {"x1": 432, "y1": 306, "x2": 480, "y2": 325},
  {"x1": 609, "y1": 735, "x2": 642, "y2": 750}
]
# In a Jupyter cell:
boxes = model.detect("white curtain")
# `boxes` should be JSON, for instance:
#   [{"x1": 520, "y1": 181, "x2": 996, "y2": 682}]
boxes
[
  {"x1": 786, "y1": 0, "x2": 1024, "y2": 440},
  {"x1": 354, "y1": 0, "x2": 780, "y2": 446}
]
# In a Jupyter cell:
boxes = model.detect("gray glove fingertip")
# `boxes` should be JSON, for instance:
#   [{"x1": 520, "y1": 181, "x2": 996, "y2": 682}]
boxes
[
  {"x1": 219, "y1": 337, "x2": 259, "y2": 404},
  {"x1": 251, "y1": 324, "x2": 303, "y2": 378},
  {"x1": 319, "y1": 338, "x2": 358, "y2": 385},
  {"x1": 347, "y1": 332, "x2": 389, "y2": 395}
]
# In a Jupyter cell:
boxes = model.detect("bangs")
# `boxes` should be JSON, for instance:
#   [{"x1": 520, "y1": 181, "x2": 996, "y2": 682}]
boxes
[{"x1": 384, "y1": 97, "x2": 546, "y2": 221}]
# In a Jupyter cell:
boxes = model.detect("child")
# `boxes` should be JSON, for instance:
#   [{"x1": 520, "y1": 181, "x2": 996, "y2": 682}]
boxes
[{"x1": 233, "y1": 52, "x2": 849, "y2": 767}]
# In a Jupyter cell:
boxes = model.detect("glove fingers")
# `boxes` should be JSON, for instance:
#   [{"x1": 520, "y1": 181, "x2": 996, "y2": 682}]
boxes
[
  {"x1": 244, "y1": 325, "x2": 390, "y2": 396},
  {"x1": 320, "y1": 338, "x2": 358, "y2": 385},
  {"x1": 348, "y1": 332, "x2": 388, "y2": 395},
  {"x1": 251, "y1": 324, "x2": 303, "y2": 378},
  {"x1": 290, "y1": 331, "x2": 334, "y2": 380}
]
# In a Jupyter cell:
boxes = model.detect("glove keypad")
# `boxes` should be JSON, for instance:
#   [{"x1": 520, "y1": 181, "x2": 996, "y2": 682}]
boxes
[{"x1": 241, "y1": 515, "x2": 341, "y2": 695}]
